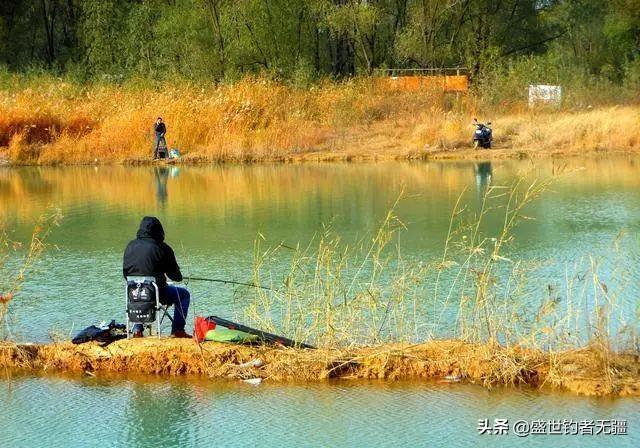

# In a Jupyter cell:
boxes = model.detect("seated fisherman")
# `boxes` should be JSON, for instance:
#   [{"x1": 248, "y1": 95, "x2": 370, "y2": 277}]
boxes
[{"x1": 123, "y1": 216, "x2": 191, "y2": 338}]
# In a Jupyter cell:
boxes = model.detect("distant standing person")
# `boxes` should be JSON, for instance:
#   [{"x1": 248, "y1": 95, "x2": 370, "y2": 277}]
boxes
[{"x1": 153, "y1": 117, "x2": 167, "y2": 159}]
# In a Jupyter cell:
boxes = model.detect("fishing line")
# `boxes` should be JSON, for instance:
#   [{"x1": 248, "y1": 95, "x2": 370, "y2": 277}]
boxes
[{"x1": 184, "y1": 276, "x2": 274, "y2": 291}]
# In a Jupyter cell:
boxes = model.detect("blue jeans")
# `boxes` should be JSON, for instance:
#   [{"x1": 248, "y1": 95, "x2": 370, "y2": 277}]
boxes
[
  {"x1": 154, "y1": 133, "x2": 167, "y2": 158},
  {"x1": 133, "y1": 285, "x2": 190, "y2": 334}
]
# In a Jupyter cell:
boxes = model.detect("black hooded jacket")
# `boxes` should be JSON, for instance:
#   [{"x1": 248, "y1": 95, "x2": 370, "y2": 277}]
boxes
[{"x1": 123, "y1": 217, "x2": 182, "y2": 288}]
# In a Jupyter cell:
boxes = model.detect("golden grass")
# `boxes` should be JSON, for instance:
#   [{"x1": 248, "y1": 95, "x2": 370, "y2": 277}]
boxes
[
  {"x1": 0, "y1": 77, "x2": 450, "y2": 164},
  {"x1": 1, "y1": 338, "x2": 637, "y2": 396},
  {"x1": 2, "y1": 76, "x2": 638, "y2": 165},
  {"x1": 499, "y1": 107, "x2": 640, "y2": 151}
]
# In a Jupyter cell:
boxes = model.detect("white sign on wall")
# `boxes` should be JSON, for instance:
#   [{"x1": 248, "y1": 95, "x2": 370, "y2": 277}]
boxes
[{"x1": 528, "y1": 85, "x2": 562, "y2": 107}]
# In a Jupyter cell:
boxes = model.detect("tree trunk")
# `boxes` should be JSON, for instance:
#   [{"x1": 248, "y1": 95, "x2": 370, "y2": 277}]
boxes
[
  {"x1": 204, "y1": 0, "x2": 226, "y2": 77},
  {"x1": 40, "y1": 0, "x2": 58, "y2": 66}
]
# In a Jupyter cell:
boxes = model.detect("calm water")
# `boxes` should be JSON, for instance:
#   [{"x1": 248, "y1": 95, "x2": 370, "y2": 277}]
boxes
[
  {"x1": 1, "y1": 375, "x2": 638, "y2": 447},
  {"x1": 1, "y1": 158, "x2": 639, "y2": 446},
  {"x1": 1, "y1": 158, "x2": 638, "y2": 341}
]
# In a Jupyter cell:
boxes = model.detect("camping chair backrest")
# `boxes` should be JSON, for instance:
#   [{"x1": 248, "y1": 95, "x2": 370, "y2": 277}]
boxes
[{"x1": 126, "y1": 276, "x2": 159, "y2": 324}]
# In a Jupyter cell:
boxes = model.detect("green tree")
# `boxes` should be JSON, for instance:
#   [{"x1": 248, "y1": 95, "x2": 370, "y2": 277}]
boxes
[{"x1": 0, "y1": 0, "x2": 637, "y2": 84}]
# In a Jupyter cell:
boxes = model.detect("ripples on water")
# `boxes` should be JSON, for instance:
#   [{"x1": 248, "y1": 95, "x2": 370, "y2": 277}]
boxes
[
  {"x1": 1, "y1": 375, "x2": 638, "y2": 448},
  {"x1": 1, "y1": 159, "x2": 639, "y2": 447},
  {"x1": 1, "y1": 158, "x2": 639, "y2": 342}
]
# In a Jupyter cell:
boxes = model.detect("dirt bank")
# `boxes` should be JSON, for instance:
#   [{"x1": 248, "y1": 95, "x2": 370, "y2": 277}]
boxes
[
  {"x1": 2, "y1": 77, "x2": 639, "y2": 165},
  {"x1": 1, "y1": 339, "x2": 638, "y2": 397}
]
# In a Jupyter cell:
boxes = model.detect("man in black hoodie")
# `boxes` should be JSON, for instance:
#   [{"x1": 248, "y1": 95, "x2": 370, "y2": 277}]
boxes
[{"x1": 123, "y1": 216, "x2": 191, "y2": 338}]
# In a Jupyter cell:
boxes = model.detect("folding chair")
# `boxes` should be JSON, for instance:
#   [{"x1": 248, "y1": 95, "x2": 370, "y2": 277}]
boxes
[{"x1": 125, "y1": 276, "x2": 172, "y2": 338}]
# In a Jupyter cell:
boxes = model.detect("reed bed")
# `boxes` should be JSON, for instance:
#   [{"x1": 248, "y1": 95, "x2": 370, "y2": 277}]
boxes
[
  {"x1": 1, "y1": 75, "x2": 639, "y2": 165},
  {"x1": 0, "y1": 76, "x2": 459, "y2": 164},
  {"x1": 1, "y1": 337, "x2": 637, "y2": 397},
  {"x1": 241, "y1": 177, "x2": 637, "y2": 348},
  {"x1": 233, "y1": 176, "x2": 639, "y2": 393},
  {"x1": 0, "y1": 176, "x2": 637, "y2": 397}
]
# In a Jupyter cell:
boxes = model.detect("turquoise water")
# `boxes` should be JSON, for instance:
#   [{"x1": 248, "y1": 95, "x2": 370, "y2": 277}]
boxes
[
  {"x1": 1, "y1": 158, "x2": 638, "y2": 342},
  {"x1": 1, "y1": 375, "x2": 638, "y2": 447},
  {"x1": 1, "y1": 158, "x2": 639, "y2": 447}
]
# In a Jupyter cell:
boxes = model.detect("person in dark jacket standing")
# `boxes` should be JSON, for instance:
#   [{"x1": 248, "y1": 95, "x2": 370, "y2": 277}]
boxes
[
  {"x1": 153, "y1": 117, "x2": 167, "y2": 159},
  {"x1": 123, "y1": 216, "x2": 191, "y2": 338}
]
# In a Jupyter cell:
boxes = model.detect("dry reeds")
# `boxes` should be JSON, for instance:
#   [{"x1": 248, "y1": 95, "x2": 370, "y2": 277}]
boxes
[
  {"x1": 232, "y1": 175, "x2": 639, "y2": 393},
  {"x1": 0, "y1": 76, "x2": 461, "y2": 164},
  {"x1": 1, "y1": 338, "x2": 637, "y2": 396},
  {"x1": 3, "y1": 75, "x2": 637, "y2": 165},
  {"x1": 0, "y1": 209, "x2": 61, "y2": 334},
  {"x1": 239, "y1": 179, "x2": 555, "y2": 349}
]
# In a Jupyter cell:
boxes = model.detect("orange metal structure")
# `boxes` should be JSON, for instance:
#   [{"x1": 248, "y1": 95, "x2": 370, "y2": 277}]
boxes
[{"x1": 377, "y1": 75, "x2": 468, "y2": 92}]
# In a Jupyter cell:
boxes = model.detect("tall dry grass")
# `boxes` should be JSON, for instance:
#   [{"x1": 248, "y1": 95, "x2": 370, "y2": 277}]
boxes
[
  {"x1": 0, "y1": 209, "x2": 61, "y2": 337},
  {"x1": 0, "y1": 76, "x2": 467, "y2": 164},
  {"x1": 238, "y1": 176, "x2": 639, "y2": 388},
  {"x1": 1, "y1": 75, "x2": 639, "y2": 164},
  {"x1": 494, "y1": 106, "x2": 640, "y2": 153}
]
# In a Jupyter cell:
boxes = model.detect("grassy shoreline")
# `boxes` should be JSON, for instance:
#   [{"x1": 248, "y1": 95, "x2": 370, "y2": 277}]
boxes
[
  {"x1": 1, "y1": 339, "x2": 638, "y2": 397},
  {"x1": 2, "y1": 127, "x2": 638, "y2": 399},
  {"x1": 1, "y1": 77, "x2": 639, "y2": 166},
  {"x1": 3, "y1": 143, "x2": 638, "y2": 166}
]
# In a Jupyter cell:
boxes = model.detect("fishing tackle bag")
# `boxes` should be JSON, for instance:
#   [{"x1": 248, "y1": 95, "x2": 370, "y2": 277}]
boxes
[{"x1": 127, "y1": 280, "x2": 157, "y2": 323}]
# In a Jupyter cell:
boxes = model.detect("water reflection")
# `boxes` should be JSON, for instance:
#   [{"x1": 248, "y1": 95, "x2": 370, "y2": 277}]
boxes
[
  {"x1": 1, "y1": 158, "x2": 639, "y2": 226},
  {"x1": 154, "y1": 166, "x2": 170, "y2": 207},
  {"x1": 1, "y1": 158, "x2": 639, "y2": 342},
  {"x1": 474, "y1": 161, "x2": 492, "y2": 192}
]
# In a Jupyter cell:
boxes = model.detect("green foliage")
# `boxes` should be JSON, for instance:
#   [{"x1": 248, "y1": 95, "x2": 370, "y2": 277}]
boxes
[
  {"x1": 0, "y1": 0, "x2": 638, "y2": 88},
  {"x1": 80, "y1": 0, "x2": 130, "y2": 77}
]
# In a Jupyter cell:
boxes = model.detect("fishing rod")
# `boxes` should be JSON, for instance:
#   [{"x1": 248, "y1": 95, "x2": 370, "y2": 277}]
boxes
[{"x1": 184, "y1": 276, "x2": 274, "y2": 291}]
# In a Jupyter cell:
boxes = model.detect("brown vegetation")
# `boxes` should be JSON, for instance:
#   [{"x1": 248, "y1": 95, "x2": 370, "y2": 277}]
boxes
[
  {"x1": 1, "y1": 77, "x2": 639, "y2": 165},
  {"x1": 1, "y1": 338, "x2": 638, "y2": 397}
]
